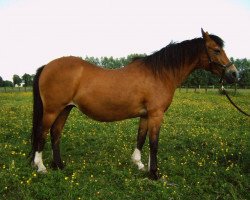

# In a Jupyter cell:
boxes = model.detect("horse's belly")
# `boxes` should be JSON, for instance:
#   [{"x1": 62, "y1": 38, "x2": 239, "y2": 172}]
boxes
[{"x1": 75, "y1": 100, "x2": 145, "y2": 122}]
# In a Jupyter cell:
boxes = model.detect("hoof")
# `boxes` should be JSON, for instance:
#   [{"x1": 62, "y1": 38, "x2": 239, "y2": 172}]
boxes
[
  {"x1": 138, "y1": 164, "x2": 145, "y2": 171},
  {"x1": 139, "y1": 167, "x2": 146, "y2": 171},
  {"x1": 58, "y1": 163, "x2": 65, "y2": 170},
  {"x1": 148, "y1": 171, "x2": 160, "y2": 180},
  {"x1": 51, "y1": 161, "x2": 65, "y2": 170},
  {"x1": 36, "y1": 163, "x2": 47, "y2": 174},
  {"x1": 37, "y1": 168, "x2": 47, "y2": 174},
  {"x1": 51, "y1": 161, "x2": 58, "y2": 170}
]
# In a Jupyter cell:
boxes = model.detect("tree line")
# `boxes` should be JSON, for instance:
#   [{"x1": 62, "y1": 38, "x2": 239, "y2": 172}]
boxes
[
  {"x1": 0, "y1": 55, "x2": 249, "y2": 88},
  {"x1": 0, "y1": 73, "x2": 34, "y2": 87}
]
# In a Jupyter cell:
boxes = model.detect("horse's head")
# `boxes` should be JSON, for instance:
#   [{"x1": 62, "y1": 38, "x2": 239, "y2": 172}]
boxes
[{"x1": 201, "y1": 28, "x2": 238, "y2": 84}]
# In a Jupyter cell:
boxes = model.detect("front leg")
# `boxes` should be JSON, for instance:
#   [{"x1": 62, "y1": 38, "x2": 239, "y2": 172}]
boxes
[{"x1": 148, "y1": 112, "x2": 163, "y2": 180}]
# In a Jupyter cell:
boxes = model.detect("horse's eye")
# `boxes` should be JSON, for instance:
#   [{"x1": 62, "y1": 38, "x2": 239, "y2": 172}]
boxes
[{"x1": 214, "y1": 49, "x2": 221, "y2": 55}]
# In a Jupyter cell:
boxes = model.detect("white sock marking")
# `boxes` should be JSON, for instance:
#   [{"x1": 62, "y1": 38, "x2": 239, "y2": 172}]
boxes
[
  {"x1": 131, "y1": 148, "x2": 145, "y2": 170},
  {"x1": 34, "y1": 151, "x2": 47, "y2": 173}
]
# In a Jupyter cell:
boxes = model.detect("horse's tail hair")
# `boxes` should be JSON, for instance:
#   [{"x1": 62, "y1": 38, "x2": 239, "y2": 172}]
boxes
[{"x1": 29, "y1": 65, "x2": 45, "y2": 162}]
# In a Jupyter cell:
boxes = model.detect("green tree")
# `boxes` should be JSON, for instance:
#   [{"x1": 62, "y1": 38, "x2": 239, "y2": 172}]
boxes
[
  {"x1": 84, "y1": 54, "x2": 146, "y2": 69},
  {"x1": 100, "y1": 56, "x2": 122, "y2": 69},
  {"x1": 85, "y1": 56, "x2": 100, "y2": 66},
  {"x1": 3, "y1": 80, "x2": 13, "y2": 87},
  {"x1": 125, "y1": 53, "x2": 147, "y2": 65},
  {"x1": 185, "y1": 70, "x2": 216, "y2": 87},
  {"x1": 239, "y1": 69, "x2": 250, "y2": 87},
  {"x1": 22, "y1": 73, "x2": 33, "y2": 87},
  {"x1": 13, "y1": 74, "x2": 22, "y2": 86},
  {"x1": 0, "y1": 76, "x2": 3, "y2": 87},
  {"x1": 233, "y1": 58, "x2": 250, "y2": 87},
  {"x1": 234, "y1": 58, "x2": 250, "y2": 71}
]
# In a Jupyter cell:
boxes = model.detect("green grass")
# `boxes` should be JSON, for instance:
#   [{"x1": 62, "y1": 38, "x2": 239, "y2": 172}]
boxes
[{"x1": 0, "y1": 90, "x2": 249, "y2": 199}]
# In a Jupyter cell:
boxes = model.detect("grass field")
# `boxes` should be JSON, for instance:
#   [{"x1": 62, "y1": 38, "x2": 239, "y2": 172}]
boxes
[{"x1": 0, "y1": 90, "x2": 249, "y2": 199}]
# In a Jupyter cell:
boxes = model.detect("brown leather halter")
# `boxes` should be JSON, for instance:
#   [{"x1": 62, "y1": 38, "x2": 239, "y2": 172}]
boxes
[{"x1": 203, "y1": 43, "x2": 233, "y2": 83}]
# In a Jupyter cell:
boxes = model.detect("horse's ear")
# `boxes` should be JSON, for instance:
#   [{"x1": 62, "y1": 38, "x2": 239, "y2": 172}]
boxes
[
  {"x1": 201, "y1": 28, "x2": 206, "y2": 37},
  {"x1": 201, "y1": 28, "x2": 210, "y2": 41}
]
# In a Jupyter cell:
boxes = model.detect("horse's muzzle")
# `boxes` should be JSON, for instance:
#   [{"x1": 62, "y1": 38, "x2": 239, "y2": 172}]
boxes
[{"x1": 224, "y1": 69, "x2": 239, "y2": 84}]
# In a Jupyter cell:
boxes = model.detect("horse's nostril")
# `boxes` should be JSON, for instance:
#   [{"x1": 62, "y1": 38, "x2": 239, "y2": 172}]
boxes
[{"x1": 225, "y1": 71, "x2": 238, "y2": 83}]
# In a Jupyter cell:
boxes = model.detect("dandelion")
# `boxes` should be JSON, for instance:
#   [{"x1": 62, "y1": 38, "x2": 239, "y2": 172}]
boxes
[
  {"x1": 11, "y1": 160, "x2": 15, "y2": 169},
  {"x1": 26, "y1": 178, "x2": 31, "y2": 185}
]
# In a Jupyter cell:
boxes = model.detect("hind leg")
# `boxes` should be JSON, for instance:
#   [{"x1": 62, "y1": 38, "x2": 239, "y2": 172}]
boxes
[
  {"x1": 132, "y1": 117, "x2": 148, "y2": 170},
  {"x1": 34, "y1": 112, "x2": 59, "y2": 173},
  {"x1": 50, "y1": 106, "x2": 73, "y2": 169}
]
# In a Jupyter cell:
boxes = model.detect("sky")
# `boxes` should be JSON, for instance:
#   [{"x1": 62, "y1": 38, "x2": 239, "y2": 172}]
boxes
[{"x1": 0, "y1": 0, "x2": 250, "y2": 80}]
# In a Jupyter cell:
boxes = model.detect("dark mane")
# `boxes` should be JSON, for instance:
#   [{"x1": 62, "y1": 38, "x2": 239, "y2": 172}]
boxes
[{"x1": 134, "y1": 34, "x2": 224, "y2": 75}]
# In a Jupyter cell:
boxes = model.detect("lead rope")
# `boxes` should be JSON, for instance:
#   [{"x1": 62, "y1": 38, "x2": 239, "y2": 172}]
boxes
[{"x1": 220, "y1": 84, "x2": 250, "y2": 117}]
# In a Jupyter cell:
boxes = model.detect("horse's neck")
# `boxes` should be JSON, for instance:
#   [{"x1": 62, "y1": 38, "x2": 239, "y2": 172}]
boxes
[{"x1": 173, "y1": 60, "x2": 200, "y2": 87}]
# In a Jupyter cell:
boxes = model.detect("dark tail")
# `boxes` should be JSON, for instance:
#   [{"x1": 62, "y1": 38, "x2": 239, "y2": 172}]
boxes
[{"x1": 29, "y1": 65, "x2": 45, "y2": 162}]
